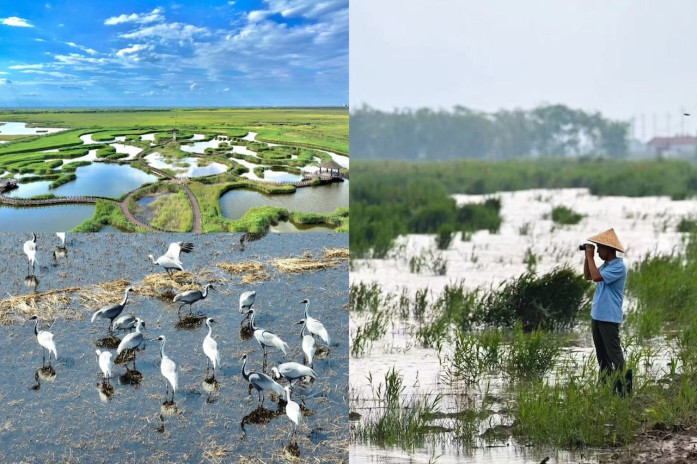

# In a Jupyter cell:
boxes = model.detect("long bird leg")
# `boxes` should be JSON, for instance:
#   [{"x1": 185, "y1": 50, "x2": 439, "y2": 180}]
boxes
[{"x1": 178, "y1": 304, "x2": 185, "y2": 317}]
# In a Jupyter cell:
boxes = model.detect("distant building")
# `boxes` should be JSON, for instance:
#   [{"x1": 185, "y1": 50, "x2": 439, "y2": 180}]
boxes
[{"x1": 647, "y1": 136, "x2": 697, "y2": 157}]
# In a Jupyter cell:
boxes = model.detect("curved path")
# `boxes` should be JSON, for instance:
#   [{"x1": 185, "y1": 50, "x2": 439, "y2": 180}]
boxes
[
  {"x1": 120, "y1": 189, "x2": 159, "y2": 232},
  {"x1": 175, "y1": 181, "x2": 202, "y2": 233}
]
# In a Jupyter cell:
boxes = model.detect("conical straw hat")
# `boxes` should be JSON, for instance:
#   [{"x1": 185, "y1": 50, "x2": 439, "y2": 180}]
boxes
[{"x1": 588, "y1": 228, "x2": 625, "y2": 253}]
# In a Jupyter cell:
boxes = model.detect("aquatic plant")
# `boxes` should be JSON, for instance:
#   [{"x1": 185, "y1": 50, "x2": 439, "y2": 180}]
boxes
[{"x1": 551, "y1": 205, "x2": 584, "y2": 225}]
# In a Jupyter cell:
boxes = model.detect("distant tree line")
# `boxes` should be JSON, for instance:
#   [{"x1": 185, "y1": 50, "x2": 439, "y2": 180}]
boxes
[{"x1": 350, "y1": 104, "x2": 629, "y2": 159}]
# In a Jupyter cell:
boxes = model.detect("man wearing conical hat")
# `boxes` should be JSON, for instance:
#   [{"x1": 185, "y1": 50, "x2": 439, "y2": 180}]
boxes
[{"x1": 583, "y1": 228, "x2": 629, "y2": 394}]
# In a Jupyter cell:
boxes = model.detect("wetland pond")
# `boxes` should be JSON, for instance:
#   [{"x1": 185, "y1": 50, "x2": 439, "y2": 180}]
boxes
[
  {"x1": 350, "y1": 188, "x2": 696, "y2": 464},
  {"x1": 0, "y1": 205, "x2": 95, "y2": 233},
  {"x1": 220, "y1": 180, "x2": 349, "y2": 220},
  {"x1": 0, "y1": 232, "x2": 348, "y2": 463}
]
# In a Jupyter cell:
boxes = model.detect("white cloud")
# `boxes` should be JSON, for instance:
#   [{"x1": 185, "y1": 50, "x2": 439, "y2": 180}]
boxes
[
  {"x1": 20, "y1": 70, "x2": 77, "y2": 78},
  {"x1": 1, "y1": 16, "x2": 34, "y2": 27},
  {"x1": 9, "y1": 64, "x2": 44, "y2": 70},
  {"x1": 120, "y1": 22, "x2": 209, "y2": 42},
  {"x1": 65, "y1": 41, "x2": 98, "y2": 55},
  {"x1": 116, "y1": 44, "x2": 148, "y2": 57},
  {"x1": 35, "y1": 38, "x2": 45, "y2": 42},
  {"x1": 0, "y1": 78, "x2": 12, "y2": 85},
  {"x1": 248, "y1": 10, "x2": 271, "y2": 23},
  {"x1": 105, "y1": 8, "x2": 164, "y2": 25},
  {"x1": 190, "y1": 83, "x2": 197, "y2": 90},
  {"x1": 0, "y1": 72, "x2": 7, "y2": 75},
  {"x1": 223, "y1": 87, "x2": 230, "y2": 92}
]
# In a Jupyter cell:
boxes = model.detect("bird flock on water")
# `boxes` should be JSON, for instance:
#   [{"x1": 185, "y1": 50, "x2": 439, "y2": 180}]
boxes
[{"x1": 20, "y1": 234, "x2": 336, "y2": 442}]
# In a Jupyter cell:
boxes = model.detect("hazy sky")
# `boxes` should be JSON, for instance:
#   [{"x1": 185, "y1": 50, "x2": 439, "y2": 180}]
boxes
[
  {"x1": 0, "y1": 0, "x2": 347, "y2": 107},
  {"x1": 350, "y1": 1, "x2": 697, "y2": 139}
]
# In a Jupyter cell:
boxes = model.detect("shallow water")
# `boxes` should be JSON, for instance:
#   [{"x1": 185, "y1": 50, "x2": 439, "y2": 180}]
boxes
[
  {"x1": 350, "y1": 188, "x2": 696, "y2": 463},
  {"x1": 0, "y1": 232, "x2": 348, "y2": 463},
  {"x1": 0, "y1": 122, "x2": 66, "y2": 135},
  {"x1": 7, "y1": 164, "x2": 158, "y2": 199},
  {"x1": 0, "y1": 205, "x2": 95, "y2": 233},
  {"x1": 271, "y1": 221, "x2": 338, "y2": 233},
  {"x1": 145, "y1": 153, "x2": 228, "y2": 178},
  {"x1": 220, "y1": 180, "x2": 349, "y2": 220}
]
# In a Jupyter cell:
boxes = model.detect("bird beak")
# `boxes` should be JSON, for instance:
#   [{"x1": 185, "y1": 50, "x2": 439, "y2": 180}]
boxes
[{"x1": 294, "y1": 320, "x2": 304, "y2": 325}]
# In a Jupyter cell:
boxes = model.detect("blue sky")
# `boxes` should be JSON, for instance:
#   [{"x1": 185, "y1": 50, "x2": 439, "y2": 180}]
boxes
[{"x1": 0, "y1": 0, "x2": 347, "y2": 107}]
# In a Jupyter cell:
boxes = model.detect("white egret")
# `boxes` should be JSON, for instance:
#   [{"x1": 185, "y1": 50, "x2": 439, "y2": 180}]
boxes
[
  {"x1": 203, "y1": 317, "x2": 221, "y2": 379},
  {"x1": 156, "y1": 335, "x2": 178, "y2": 403},
  {"x1": 29, "y1": 315, "x2": 57, "y2": 365},
  {"x1": 148, "y1": 242, "x2": 194, "y2": 276}
]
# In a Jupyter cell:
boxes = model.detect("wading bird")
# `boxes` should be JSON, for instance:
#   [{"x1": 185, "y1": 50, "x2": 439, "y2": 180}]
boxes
[
  {"x1": 298, "y1": 299, "x2": 330, "y2": 345},
  {"x1": 284, "y1": 385, "x2": 301, "y2": 437},
  {"x1": 23, "y1": 233, "x2": 37, "y2": 273},
  {"x1": 29, "y1": 315, "x2": 57, "y2": 365},
  {"x1": 116, "y1": 318, "x2": 146, "y2": 368},
  {"x1": 173, "y1": 283, "x2": 214, "y2": 316},
  {"x1": 95, "y1": 349, "x2": 113, "y2": 385},
  {"x1": 112, "y1": 314, "x2": 136, "y2": 332},
  {"x1": 239, "y1": 290, "x2": 256, "y2": 314},
  {"x1": 271, "y1": 362, "x2": 317, "y2": 386},
  {"x1": 148, "y1": 242, "x2": 194, "y2": 276},
  {"x1": 203, "y1": 318, "x2": 221, "y2": 379},
  {"x1": 56, "y1": 232, "x2": 66, "y2": 249},
  {"x1": 246, "y1": 309, "x2": 289, "y2": 362},
  {"x1": 91, "y1": 286, "x2": 132, "y2": 331},
  {"x1": 302, "y1": 334, "x2": 315, "y2": 368},
  {"x1": 156, "y1": 335, "x2": 178, "y2": 403},
  {"x1": 241, "y1": 353, "x2": 285, "y2": 405}
]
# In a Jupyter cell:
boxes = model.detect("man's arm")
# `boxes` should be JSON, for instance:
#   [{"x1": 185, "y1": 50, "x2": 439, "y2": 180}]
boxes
[{"x1": 585, "y1": 245, "x2": 603, "y2": 282}]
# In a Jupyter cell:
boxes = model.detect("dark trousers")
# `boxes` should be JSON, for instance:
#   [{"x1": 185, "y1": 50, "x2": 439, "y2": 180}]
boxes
[{"x1": 591, "y1": 319, "x2": 625, "y2": 374}]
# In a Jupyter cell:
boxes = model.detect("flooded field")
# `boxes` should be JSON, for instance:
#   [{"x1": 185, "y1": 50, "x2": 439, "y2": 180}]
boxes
[
  {"x1": 0, "y1": 232, "x2": 348, "y2": 463},
  {"x1": 350, "y1": 188, "x2": 697, "y2": 463}
]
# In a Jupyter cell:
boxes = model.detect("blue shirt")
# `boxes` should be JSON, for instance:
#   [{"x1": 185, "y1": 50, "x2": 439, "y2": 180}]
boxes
[{"x1": 591, "y1": 257, "x2": 627, "y2": 323}]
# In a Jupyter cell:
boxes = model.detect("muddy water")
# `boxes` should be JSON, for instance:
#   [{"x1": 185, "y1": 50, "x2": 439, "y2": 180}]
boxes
[
  {"x1": 350, "y1": 188, "x2": 696, "y2": 463},
  {"x1": 0, "y1": 233, "x2": 348, "y2": 463}
]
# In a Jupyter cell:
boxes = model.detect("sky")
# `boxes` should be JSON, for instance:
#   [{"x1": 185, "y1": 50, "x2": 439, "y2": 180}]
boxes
[
  {"x1": 350, "y1": 1, "x2": 697, "y2": 140},
  {"x1": 0, "y1": 0, "x2": 347, "y2": 107}
]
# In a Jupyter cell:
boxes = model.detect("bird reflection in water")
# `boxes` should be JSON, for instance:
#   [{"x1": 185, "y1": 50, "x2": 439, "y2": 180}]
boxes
[{"x1": 24, "y1": 275, "x2": 39, "y2": 291}]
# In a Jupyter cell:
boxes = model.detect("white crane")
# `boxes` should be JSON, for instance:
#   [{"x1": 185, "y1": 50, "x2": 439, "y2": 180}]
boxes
[
  {"x1": 202, "y1": 317, "x2": 221, "y2": 379},
  {"x1": 156, "y1": 335, "x2": 178, "y2": 403},
  {"x1": 148, "y1": 242, "x2": 194, "y2": 276},
  {"x1": 284, "y1": 385, "x2": 301, "y2": 438},
  {"x1": 245, "y1": 309, "x2": 288, "y2": 362},
  {"x1": 298, "y1": 299, "x2": 330, "y2": 345},
  {"x1": 29, "y1": 315, "x2": 57, "y2": 365},
  {"x1": 271, "y1": 362, "x2": 316, "y2": 386},
  {"x1": 23, "y1": 233, "x2": 38, "y2": 273},
  {"x1": 239, "y1": 290, "x2": 256, "y2": 313},
  {"x1": 56, "y1": 232, "x2": 66, "y2": 248},
  {"x1": 302, "y1": 334, "x2": 315, "y2": 368},
  {"x1": 95, "y1": 349, "x2": 113, "y2": 385}
]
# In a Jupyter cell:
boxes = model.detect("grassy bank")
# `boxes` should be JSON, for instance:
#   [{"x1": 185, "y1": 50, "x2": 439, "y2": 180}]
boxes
[{"x1": 71, "y1": 200, "x2": 145, "y2": 232}]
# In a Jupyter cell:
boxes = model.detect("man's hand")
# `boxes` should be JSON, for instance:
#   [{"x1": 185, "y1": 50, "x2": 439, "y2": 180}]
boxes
[{"x1": 585, "y1": 244, "x2": 596, "y2": 259}]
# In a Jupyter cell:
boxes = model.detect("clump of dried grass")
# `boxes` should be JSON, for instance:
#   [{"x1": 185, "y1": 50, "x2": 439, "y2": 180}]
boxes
[
  {"x1": 270, "y1": 256, "x2": 334, "y2": 273},
  {"x1": 0, "y1": 291, "x2": 75, "y2": 324},
  {"x1": 217, "y1": 261, "x2": 270, "y2": 284},
  {"x1": 324, "y1": 247, "x2": 349, "y2": 260},
  {"x1": 139, "y1": 272, "x2": 199, "y2": 297},
  {"x1": 78, "y1": 279, "x2": 130, "y2": 310}
]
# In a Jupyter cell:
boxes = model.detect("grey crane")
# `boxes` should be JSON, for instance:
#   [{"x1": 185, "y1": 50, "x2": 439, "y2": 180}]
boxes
[
  {"x1": 148, "y1": 242, "x2": 194, "y2": 276},
  {"x1": 91, "y1": 286, "x2": 132, "y2": 331},
  {"x1": 116, "y1": 318, "x2": 146, "y2": 368},
  {"x1": 240, "y1": 353, "x2": 285, "y2": 405},
  {"x1": 173, "y1": 283, "x2": 214, "y2": 316},
  {"x1": 239, "y1": 290, "x2": 256, "y2": 314},
  {"x1": 112, "y1": 314, "x2": 136, "y2": 332}
]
